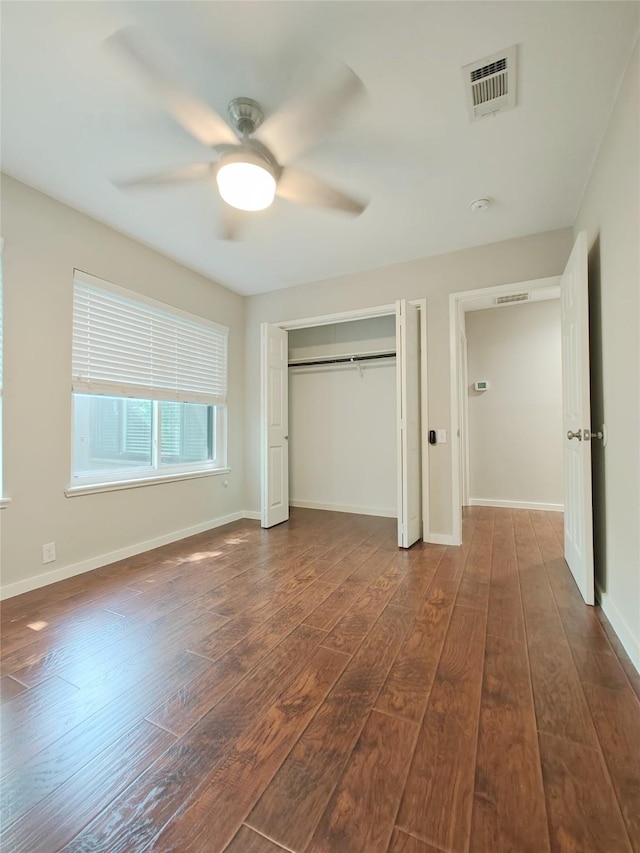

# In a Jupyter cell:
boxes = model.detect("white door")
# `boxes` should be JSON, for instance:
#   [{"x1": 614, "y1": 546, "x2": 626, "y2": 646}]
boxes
[
  {"x1": 261, "y1": 323, "x2": 289, "y2": 528},
  {"x1": 561, "y1": 231, "x2": 594, "y2": 604},
  {"x1": 396, "y1": 300, "x2": 422, "y2": 548}
]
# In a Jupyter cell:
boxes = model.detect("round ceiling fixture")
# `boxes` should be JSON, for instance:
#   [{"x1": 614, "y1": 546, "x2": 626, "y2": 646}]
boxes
[
  {"x1": 469, "y1": 197, "x2": 491, "y2": 212},
  {"x1": 216, "y1": 151, "x2": 277, "y2": 212}
]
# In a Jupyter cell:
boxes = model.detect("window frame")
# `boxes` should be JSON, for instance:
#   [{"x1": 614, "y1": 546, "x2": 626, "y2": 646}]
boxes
[{"x1": 68, "y1": 272, "x2": 229, "y2": 496}]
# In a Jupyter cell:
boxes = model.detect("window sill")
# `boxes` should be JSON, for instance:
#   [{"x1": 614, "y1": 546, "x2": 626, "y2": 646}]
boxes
[
  {"x1": 0, "y1": 498, "x2": 11, "y2": 509},
  {"x1": 65, "y1": 468, "x2": 231, "y2": 498}
]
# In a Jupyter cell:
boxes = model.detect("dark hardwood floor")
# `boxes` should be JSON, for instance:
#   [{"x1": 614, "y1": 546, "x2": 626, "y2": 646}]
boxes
[{"x1": 1, "y1": 507, "x2": 638, "y2": 852}]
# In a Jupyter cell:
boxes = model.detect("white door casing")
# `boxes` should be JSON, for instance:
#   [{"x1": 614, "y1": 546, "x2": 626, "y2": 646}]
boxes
[
  {"x1": 396, "y1": 300, "x2": 421, "y2": 548},
  {"x1": 261, "y1": 323, "x2": 289, "y2": 528},
  {"x1": 459, "y1": 327, "x2": 470, "y2": 507},
  {"x1": 561, "y1": 231, "x2": 594, "y2": 604}
]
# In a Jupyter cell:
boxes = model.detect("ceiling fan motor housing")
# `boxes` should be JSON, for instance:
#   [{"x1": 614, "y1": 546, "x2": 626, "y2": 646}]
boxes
[
  {"x1": 217, "y1": 148, "x2": 276, "y2": 178},
  {"x1": 228, "y1": 97, "x2": 264, "y2": 136}
]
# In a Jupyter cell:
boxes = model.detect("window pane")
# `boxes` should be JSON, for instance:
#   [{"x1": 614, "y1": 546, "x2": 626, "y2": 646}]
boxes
[
  {"x1": 160, "y1": 402, "x2": 212, "y2": 466},
  {"x1": 73, "y1": 394, "x2": 152, "y2": 475}
]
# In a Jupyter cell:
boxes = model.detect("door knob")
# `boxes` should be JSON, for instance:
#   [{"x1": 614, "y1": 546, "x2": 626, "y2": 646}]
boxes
[
  {"x1": 583, "y1": 429, "x2": 603, "y2": 441},
  {"x1": 567, "y1": 429, "x2": 582, "y2": 441}
]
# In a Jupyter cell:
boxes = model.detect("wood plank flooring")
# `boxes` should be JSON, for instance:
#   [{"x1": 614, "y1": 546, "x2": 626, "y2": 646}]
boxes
[{"x1": 1, "y1": 507, "x2": 638, "y2": 852}]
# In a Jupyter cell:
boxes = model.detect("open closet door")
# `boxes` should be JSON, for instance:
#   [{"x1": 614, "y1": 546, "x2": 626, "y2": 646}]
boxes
[
  {"x1": 396, "y1": 300, "x2": 422, "y2": 548},
  {"x1": 261, "y1": 323, "x2": 289, "y2": 528}
]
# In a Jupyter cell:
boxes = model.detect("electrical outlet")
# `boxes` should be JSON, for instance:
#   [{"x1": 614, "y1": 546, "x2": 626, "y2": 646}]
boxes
[
  {"x1": 437, "y1": 429, "x2": 447, "y2": 444},
  {"x1": 42, "y1": 542, "x2": 56, "y2": 564}
]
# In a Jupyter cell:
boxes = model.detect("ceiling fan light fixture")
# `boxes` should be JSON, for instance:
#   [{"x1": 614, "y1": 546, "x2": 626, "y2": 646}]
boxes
[{"x1": 216, "y1": 152, "x2": 276, "y2": 212}]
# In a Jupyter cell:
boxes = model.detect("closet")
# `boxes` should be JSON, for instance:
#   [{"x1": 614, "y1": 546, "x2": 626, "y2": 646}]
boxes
[
  {"x1": 288, "y1": 316, "x2": 397, "y2": 519},
  {"x1": 260, "y1": 300, "x2": 424, "y2": 548}
]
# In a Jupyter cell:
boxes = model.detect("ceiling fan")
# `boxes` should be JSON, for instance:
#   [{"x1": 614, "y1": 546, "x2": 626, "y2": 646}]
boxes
[{"x1": 108, "y1": 27, "x2": 368, "y2": 239}]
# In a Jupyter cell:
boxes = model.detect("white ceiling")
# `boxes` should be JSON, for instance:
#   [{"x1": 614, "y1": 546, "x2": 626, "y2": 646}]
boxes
[{"x1": 1, "y1": 2, "x2": 638, "y2": 295}]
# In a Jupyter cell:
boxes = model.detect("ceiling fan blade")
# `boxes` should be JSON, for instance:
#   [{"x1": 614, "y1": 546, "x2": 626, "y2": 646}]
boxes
[
  {"x1": 113, "y1": 162, "x2": 215, "y2": 190},
  {"x1": 107, "y1": 27, "x2": 238, "y2": 148},
  {"x1": 257, "y1": 63, "x2": 365, "y2": 164},
  {"x1": 218, "y1": 204, "x2": 246, "y2": 241},
  {"x1": 276, "y1": 169, "x2": 367, "y2": 215}
]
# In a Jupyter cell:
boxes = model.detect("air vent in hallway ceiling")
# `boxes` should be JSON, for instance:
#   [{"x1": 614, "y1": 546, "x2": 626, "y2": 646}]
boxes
[
  {"x1": 495, "y1": 293, "x2": 529, "y2": 305},
  {"x1": 464, "y1": 45, "x2": 517, "y2": 120}
]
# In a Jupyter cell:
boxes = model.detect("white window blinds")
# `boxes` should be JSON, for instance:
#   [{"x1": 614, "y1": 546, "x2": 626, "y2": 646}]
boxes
[{"x1": 72, "y1": 271, "x2": 228, "y2": 405}]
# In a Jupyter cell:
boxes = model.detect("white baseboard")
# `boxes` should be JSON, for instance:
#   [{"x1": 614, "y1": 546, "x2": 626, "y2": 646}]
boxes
[
  {"x1": 289, "y1": 499, "x2": 397, "y2": 519},
  {"x1": 596, "y1": 583, "x2": 640, "y2": 674},
  {"x1": 423, "y1": 532, "x2": 457, "y2": 546},
  {"x1": 0, "y1": 510, "x2": 247, "y2": 601},
  {"x1": 469, "y1": 498, "x2": 564, "y2": 512},
  {"x1": 242, "y1": 510, "x2": 261, "y2": 521},
  {"x1": 250, "y1": 505, "x2": 453, "y2": 548}
]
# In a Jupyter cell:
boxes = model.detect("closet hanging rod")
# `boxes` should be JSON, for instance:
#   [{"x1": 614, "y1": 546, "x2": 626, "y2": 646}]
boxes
[{"x1": 288, "y1": 351, "x2": 396, "y2": 368}]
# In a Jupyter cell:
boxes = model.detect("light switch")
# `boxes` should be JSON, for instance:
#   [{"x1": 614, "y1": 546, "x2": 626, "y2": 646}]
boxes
[{"x1": 437, "y1": 429, "x2": 447, "y2": 444}]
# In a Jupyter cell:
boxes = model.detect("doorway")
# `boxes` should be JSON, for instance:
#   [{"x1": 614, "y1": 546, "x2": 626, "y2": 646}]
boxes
[
  {"x1": 450, "y1": 233, "x2": 597, "y2": 606},
  {"x1": 450, "y1": 276, "x2": 562, "y2": 545},
  {"x1": 461, "y1": 290, "x2": 563, "y2": 516},
  {"x1": 288, "y1": 315, "x2": 397, "y2": 519},
  {"x1": 260, "y1": 300, "x2": 429, "y2": 548}
]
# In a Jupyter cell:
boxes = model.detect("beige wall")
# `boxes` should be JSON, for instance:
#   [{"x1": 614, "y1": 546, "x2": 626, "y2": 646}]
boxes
[
  {"x1": 245, "y1": 227, "x2": 573, "y2": 536},
  {"x1": 465, "y1": 300, "x2": 563, "y2": 508},
  {"x1": 0, "y1": 175, "x2": 245, "y2": 594},
  {"x1": 574, "y1": 38, "x2": 640, "y2": 666}
]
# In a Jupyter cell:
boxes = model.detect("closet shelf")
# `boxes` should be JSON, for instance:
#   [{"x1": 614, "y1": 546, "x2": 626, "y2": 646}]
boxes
[{"x1": 288, "y1": 350, "x2": 396, "y2": 368}]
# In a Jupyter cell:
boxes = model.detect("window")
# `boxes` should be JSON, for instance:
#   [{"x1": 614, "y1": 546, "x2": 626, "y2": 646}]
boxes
[{"x1": 70, "y1": 271, "x2": 228, "y2": 490}]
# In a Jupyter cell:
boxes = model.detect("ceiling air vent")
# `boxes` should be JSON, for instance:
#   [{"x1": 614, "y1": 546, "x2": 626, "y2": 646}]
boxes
[
  {"x1": 463, "y1": 46, "x2": 517, "y2": 121},
  {"x1": 495, "y1": 292, "x2": 529, "y2": 306}
]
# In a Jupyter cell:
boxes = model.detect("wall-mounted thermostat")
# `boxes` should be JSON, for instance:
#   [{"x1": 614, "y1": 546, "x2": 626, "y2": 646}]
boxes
[{"x1": 474, "y1": 380, "x2": 489, "y2": 391}]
